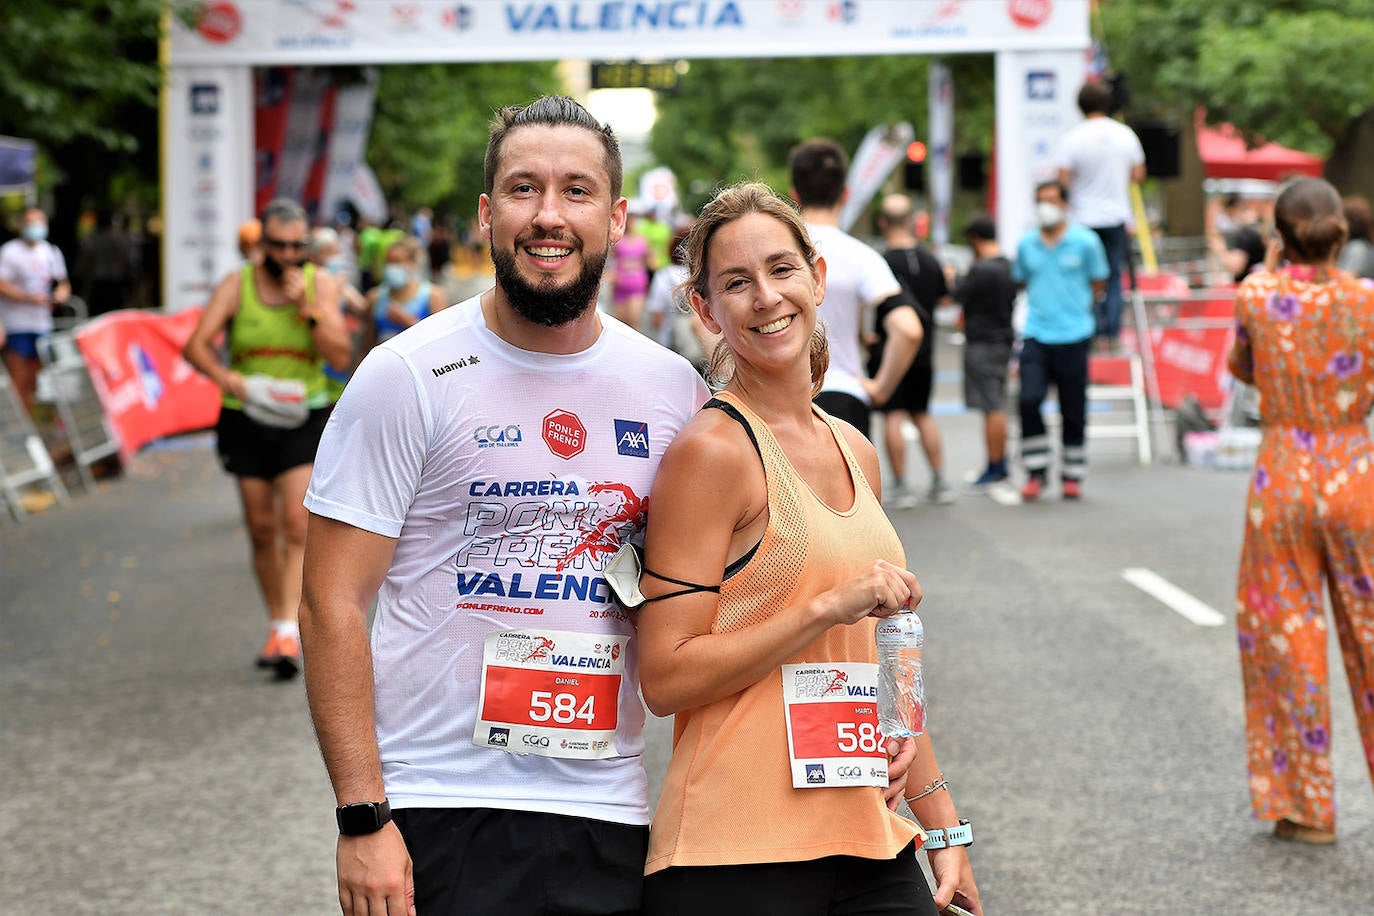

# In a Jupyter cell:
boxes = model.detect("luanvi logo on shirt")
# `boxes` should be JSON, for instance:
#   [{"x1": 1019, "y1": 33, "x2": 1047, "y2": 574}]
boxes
[{"x1": 431, "y1": 355, "x2": 481, "y2": 377}]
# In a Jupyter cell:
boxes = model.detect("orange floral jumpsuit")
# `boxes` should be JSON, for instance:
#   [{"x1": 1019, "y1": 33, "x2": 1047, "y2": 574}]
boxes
[{"x1": 1234, "y1": 266, "x2": 1374, "y2": 831}]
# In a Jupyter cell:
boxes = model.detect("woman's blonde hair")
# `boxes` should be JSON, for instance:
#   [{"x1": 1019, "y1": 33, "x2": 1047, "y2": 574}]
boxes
[{"x1": 680, "y1": 181, "x2": 829, "y2": 394}]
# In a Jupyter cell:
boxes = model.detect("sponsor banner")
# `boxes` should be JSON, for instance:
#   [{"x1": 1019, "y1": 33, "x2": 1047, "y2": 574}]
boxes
[
  {"x1": 993, "y1": 47, "x2": 1084, "y2": 247},
  {"x1": 475, "y1": 629, "x2": 626, "y2": 759},
  {"x1": 164, "y1": 65, "x2": 254, "y2": 313},
  {"x1": 300, "y1": 79, "x2": 337, "y2": 222},
  {"x1": 838, "y1": 122, "x2": 913, "y2": 235},
  {"x1": 927, "y1": 62, "x2": 954, "y2": 245},
  {"x1": 0, "y1": 134, "x2": 38, "y2": 195},
  {"x1": 321, "y1": 70, "x2": 379, "y2": 224},
  {"x1": 73, "y1": 309, "x2": 223, "y2": 459},
  {"x1": 782, "y1": 662, "x2": 887, "y2": 789},
  {"x1": 253, "y1": 67, "x2": 293, "y2": 214},
  {"x1": 171, "y1": 1, "x2": 1089, "y2": 66}
]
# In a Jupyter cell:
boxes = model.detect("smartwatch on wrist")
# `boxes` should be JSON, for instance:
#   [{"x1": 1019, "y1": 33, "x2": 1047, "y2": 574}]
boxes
[
  {"x1": 336, "y1": 799, "x2": 391, "y2": 836},
  {"x1": 921, "y1": 818, "x2": 973, "y2": 850}
]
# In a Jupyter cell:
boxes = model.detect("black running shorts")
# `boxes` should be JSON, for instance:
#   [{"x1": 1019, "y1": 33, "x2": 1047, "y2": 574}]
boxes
[
  {"x1": 392, "y1": 807, "x2": 650, "y2": 916},
  {"x1": 215, "y1": 405, "x2": 331, "y2": 480}
]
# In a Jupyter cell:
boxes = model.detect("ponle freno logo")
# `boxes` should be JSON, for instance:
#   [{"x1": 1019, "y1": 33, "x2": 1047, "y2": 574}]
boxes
[
  {"x1": 196, "y1": 0, "x2": 243, "y2": 43},
  {"x1": 542, "y1": 409, "x2": 586, "y2": 460},
  {"x1": 1008, "y1": 0, "x2": 1051, "y2": 28}
]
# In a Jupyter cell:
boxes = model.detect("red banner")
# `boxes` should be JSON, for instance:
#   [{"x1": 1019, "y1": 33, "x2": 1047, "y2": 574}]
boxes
[
  {"x1": 74, "y1": 309, "x2": 222, "y2": 460},
  {"x1": 253, "y1": 67, "x2": 293, "y2": 215},
  {"x1": 301, "y1": 81, "x2": 337, "y2": 223}
]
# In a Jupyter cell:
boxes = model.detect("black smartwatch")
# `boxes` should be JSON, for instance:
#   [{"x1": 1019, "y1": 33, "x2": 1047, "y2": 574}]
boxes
[{"x1": 335, "y1": 799, "x2": 392, "y2": 836}]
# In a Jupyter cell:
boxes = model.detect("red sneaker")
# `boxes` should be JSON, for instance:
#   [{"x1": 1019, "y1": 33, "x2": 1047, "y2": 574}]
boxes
[
  {"x1": 1020, "y1": 477, "x2": 1043, "y2": 502},
  {"x1": 1062, "y1": 479, "x2": 1082, "y2": 500}
]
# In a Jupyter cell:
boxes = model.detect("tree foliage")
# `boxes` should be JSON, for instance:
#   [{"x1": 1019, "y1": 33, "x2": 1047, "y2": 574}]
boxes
[
  {"x1": 650, "y1": 55, "x2": 994, "y2": 211},
  {"x1": 367, "y1": 62, "x2": 563, "y2": 219},
  {"x1": 1099, "y1": 0, "x2": 1374, "y2": 155}
]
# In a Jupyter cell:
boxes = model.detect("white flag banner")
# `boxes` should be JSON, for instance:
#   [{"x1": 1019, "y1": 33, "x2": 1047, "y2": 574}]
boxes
[
  {"x1": 839, "y1": 123, "x2": 915, "y2": 234},
  {"x1": 928, "y1": 63, "x2": 954, "y2": 245},
  {"x1": 321, "y1": 70, "x2": 379, "y2": 222}
]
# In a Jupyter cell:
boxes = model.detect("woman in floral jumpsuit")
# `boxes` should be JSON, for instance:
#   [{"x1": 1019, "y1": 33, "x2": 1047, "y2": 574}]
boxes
[{"x1": 1229, "y1": 177, "x2": 1374, "y2": 844}]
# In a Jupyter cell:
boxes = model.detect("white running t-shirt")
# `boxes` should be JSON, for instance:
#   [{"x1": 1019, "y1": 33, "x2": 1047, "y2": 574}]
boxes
[
  {"x1": 806, "y1": 224, "x2": 901, "y2": 404},
  {"x1": 1057, "y1": 116, "x2": 1146, "y2": 229},
  {"x1": 305, "y1": 295, "x2": 708, "y2": 825}
]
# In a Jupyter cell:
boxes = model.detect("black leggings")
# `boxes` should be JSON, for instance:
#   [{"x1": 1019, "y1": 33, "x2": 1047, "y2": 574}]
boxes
[{"x1": 642, "y1": 841, "x2": 937, "y2": 916}]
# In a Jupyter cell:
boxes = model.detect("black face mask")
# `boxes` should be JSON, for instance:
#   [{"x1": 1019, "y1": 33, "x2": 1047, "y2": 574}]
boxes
[
  {"x1": 490, "y1": 240, "x2": 608, "y2": 328},
  {"x1": 262, "y1": 254, "x2": 285, "y2": 279}
]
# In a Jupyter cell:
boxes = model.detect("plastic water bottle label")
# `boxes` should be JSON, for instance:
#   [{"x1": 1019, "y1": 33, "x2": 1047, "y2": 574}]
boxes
[
  {"x1": 876, "y1": 613, "x2": 926, "y2": 739},
  {"x1": 781, "y1": 663, "x2": 889, "y2": 789}
]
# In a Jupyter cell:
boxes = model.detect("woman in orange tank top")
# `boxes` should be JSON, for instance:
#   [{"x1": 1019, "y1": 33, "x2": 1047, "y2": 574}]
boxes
[{"x1": 635, "y1": 183, "x2": 981, "y2": 916}]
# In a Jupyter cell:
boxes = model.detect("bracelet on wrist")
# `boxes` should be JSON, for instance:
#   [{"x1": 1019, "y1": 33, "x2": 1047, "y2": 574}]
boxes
[{"x1": 904, "y1": 774, "x2": 947, "y2": 803}]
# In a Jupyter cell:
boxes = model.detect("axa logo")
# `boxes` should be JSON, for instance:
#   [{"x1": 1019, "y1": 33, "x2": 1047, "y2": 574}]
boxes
[
  {"x1": 805, "y1": 764, "x2": 826, "y2": 784},
  {"x1": 474, "y1": 424, "x2": 522, "y2": 448},
  {"x1": 827, "y1": 0, "x2": 858, "y2": 23},
  {"x1": 488, "y1": 727, "x2": 510, "y2": 747},
  {"x1": 614, "y1": 419, "x2": 649, "y2": 458}
]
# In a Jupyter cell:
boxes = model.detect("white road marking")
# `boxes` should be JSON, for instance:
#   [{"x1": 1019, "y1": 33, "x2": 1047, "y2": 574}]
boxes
[{"x1": 1121, "y1": 567, "x2": 1227, "y2": 627}]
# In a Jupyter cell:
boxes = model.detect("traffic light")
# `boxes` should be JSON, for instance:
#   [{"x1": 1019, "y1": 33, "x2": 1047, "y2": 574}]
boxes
[{"x1": 903, "y1": 140, "x2": 927, "y2": 192}]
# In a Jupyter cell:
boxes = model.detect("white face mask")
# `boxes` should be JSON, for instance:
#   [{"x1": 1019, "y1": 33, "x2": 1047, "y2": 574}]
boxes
[{"x1": 1036, "y1": 202, "x2": 1064, "y2": 229}]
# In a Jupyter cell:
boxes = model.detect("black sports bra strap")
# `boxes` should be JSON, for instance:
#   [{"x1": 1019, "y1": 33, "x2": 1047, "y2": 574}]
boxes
[{"x1": 703, "y1": 397, "x2": 762, "y2": 461}]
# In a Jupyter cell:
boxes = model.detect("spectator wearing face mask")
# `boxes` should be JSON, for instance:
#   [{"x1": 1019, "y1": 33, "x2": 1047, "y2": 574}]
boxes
[
  {"x1": 367, "y1": 236, "x2": 450, "y2": 347},
  {"x1": 1011, "y1": 180, "x2": 1109, "y2": 503},
  {"x1": 0, "y1": 207, "x2": 71, "y2": 414}
]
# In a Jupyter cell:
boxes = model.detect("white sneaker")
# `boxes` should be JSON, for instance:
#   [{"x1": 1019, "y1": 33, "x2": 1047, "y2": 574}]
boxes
[
  {"x1": 927, "y1": 480, "x2": 956, "y2": 505},
  {"x1": 883, "y1": 483, "x2": 919, "y2": 510}
]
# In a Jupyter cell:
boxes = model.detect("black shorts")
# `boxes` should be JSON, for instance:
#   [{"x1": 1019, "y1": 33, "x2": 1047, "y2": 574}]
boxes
[
  {"x1": 875, "y1": 360, "x2": 934, "y2": 415},
  {"x1": 393, "y1": 807, "x2": 649, "y2": 916},
  {"x1": 814, "y1": 391, "x2": 872, "y2": 440},
  {"x1": 642, "y1": 840, "x2": 936, "y2": 916},
  {"x1": 215, "y1": 405, "x2": 331, "y2": 480}
]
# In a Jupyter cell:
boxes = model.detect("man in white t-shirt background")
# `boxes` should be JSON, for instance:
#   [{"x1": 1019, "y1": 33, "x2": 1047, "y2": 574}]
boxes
[
  {"x1": 1056, "y1": 81, "x2": 1146, "y2": 352},
  {"x1": 0, "y1": 207, "x2": 70, "y2": 414},
  {"x1": 787, "y1": 138, "x2": 923, "y2": 441}
]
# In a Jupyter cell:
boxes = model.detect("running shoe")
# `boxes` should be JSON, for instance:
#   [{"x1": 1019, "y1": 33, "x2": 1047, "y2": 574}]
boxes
[
  {"x1": 927, "y1": 480, "x2": 956, "y2": 505},
  {"x1": 1062, "y1": 479, "x2": 1082, "y2": 500},
  {"x1": 1020, "y1": 477, "x2": 1043, "y2": 502},
  {"x1": 273, "y1": 632, "x2": 303, "y2": 680},
  {"x1": 883, "y1": 483, "x2": 919, "y2": 510},
  {"x1": 256, "y1": 632, "x2": 279, "y2": 669},
  {"x1": 969, "y1": 466, "x2": 1009, "y2": 488}
]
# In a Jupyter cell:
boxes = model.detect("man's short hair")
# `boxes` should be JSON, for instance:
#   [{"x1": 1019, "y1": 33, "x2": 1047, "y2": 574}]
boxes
[
  {"x1": 261, "y1": 198, "x2": 308, "y2": 227},
  {"x1": 1077, "y1": 81, "x2": 1114, "y2": 116},
  {"x1": 963, "y1": 214, "x2": 997, "y2": 242},
  {"x1": 788, "y1": 139, "x2": 849, "y2": 209},
  {"x1": 1036, "y1": 180, "x2": 1069, "y2": 204},
  {"x1": 876, "y1": 193, "x2": 914, "y2": 230},
  {"x1": 484, "y1": 96, "x2": 622, "y2": 198}
]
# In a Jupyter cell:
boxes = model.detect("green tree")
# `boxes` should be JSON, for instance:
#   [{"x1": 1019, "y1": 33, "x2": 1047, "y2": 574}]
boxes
[
  {"x1": 0, "y1": 0, "x2": 162, "y2": 237},
  {"x1": 650, "y1": 55, "x2": 995, "y2": 213},
  {"x1": 367, "y1": 62, "x2": 563, "y2": 222},
  {"x1": 1100, "y1": 0, "x2": 1374, "y2": 158}
]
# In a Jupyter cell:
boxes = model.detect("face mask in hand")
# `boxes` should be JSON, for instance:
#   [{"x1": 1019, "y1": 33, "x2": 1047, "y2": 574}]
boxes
[
  {"x1": 382, "y1": 264, "x2": 411, "y2": 289},
  {"x1": 1036, "y1": 202, "x2": 1064, "y2": 229}
]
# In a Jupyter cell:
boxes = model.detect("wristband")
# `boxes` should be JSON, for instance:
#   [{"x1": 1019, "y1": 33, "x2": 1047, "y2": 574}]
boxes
[{"x1": 921, "y1": 819, "x2": 973, "y2": 850}]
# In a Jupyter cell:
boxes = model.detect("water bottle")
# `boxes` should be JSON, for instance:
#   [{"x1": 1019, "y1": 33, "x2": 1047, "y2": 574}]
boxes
[{"x1": 876, "y1": 611, "x2": 925, "y2": 739}]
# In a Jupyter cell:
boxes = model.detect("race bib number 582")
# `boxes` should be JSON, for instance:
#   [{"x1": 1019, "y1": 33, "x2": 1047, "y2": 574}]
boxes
[
  {"x1": 782, "y1": 662, "x2": 888, "y2": 789},
  {"x1": 474, "y1": 629, "x2": 626, "y2": 759}
]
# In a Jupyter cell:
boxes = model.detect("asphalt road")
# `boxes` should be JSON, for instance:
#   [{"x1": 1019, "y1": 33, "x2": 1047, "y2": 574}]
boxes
[{"x1": 4, "y1": 400, "x2": 1373, "y2": 914}]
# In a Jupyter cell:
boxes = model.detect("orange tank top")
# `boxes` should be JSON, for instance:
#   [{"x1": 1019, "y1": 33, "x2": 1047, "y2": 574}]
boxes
[{"x1": 645, "y1": 390, "x2": 921, "y2": 874}]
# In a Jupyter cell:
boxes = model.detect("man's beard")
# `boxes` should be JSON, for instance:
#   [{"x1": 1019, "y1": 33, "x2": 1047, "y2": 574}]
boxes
[{"x1": 491, "y1": 238, "x2": 607, "y2": 328}]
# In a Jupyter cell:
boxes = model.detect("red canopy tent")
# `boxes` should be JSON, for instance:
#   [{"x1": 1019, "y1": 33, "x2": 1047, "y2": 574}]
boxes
[{"x1": 1195, "y1": 111, "x2": 1324, "y2": 180}]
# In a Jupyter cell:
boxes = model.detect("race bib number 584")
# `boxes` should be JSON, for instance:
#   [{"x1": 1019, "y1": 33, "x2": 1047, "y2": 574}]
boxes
[
  {"x1": 475, "y1": 629, "x2": 626, "y2": 759},
  {"x1": 782, "y1": 662, "x2": 888, "y2": 789}
]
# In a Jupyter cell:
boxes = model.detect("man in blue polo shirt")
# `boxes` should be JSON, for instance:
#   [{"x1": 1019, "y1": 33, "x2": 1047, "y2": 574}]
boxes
[{"x1": 1012, "y1": 180, "x2": 1108, "y2": 502}]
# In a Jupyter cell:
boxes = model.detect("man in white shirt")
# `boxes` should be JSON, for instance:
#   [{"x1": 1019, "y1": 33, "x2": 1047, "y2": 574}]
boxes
[
  {"x1": 298, "y1": 96, "x2": 710, "y2": 916},
  {"x1": 787, "y1": 139, "x2": 922, "y2": 441},
  {"x1": 0, "y1": 208, "x2": 70, "y2": 413},
  {"x1": 1056, "y1": 81, "x2": 1146, "y2": 350}
]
